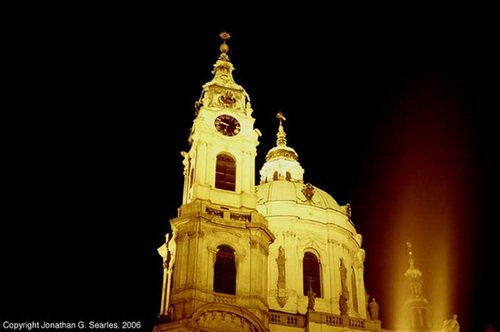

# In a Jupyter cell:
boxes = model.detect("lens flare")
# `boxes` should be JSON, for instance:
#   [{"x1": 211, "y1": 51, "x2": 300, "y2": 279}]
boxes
[{"x1": 363, "y1": 71, "x2": 478, "y2": 329}]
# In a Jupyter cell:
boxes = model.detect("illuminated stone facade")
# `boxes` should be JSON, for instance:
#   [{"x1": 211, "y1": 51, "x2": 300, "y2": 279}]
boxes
[
  {"x1": 155, "y1": 33, "x2": 274, "y2": 332},
  {"x1": 256, "y1": 117, "x2": 376, "y2": 330},
  {"x1": 153, "y1": 33, "x2": 431, "y2": 332}
]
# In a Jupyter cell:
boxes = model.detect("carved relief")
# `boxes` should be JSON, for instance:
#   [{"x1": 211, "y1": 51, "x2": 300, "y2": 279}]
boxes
[
  {"x1": 219, "y1": 90, "x2": 237, "y2": 107},
  {"x1": 302, "y1": 183, "x2": 315, "y2": 200}
]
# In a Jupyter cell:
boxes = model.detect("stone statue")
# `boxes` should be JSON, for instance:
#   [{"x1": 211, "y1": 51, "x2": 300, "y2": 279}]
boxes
[
  {"x1": 365, "y1": 292, "x2": 371, "y2": 318},
  {"x1": 307, "y1": 285, "x2": 316, "y2": 311},
  {"x1": 339, "y1": 258, "x2": 348, "y2": 293},
  {"x1": 276, "y1": 246, "x2": 288, "y2": 308},
  {"x1": 339, "y1": 293, "x2": 348, "y2": 315},
  {"x1": 276, "y1": 246, "x2": 286, "y2": 289},
  {"x1": 442, "y1": 314, "x2": 460, "y2": 332},
  {"x1": 369, "y1": 298, "x2": 380, "y2": 320}
]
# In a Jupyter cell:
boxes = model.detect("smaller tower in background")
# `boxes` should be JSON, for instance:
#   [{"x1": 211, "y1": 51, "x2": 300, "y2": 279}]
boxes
[{"x1": 403, "y1": 242, "x2": 433, "y2": 331}]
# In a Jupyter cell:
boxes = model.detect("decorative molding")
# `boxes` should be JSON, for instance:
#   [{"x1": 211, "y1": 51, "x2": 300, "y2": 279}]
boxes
[
  {"x1": 187, "y1": 230, "x2": 205, "y2": 239},
  {"x1": 195, "y1": 310, "x2": 257, "y2": 332},
  {"x1": 302, "y1": 183, "x2": 315, "y2": 201},
  {"x1": 219, "y1": 90, "x2": 237, "y2": 107},
  {"x1": 213, "y1": 293, "x2": 236, "y2": 305},
  {"x1": 282, "y1": 230, "x2": 296, "y2": 238}
]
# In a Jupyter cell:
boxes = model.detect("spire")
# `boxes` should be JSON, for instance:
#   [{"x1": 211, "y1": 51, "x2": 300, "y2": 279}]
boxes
[
  {"x1": 404, "y1": 242, "x2": 422, "y2": 278},
  {"x1": 195, "y1": 32, "x2": 252, "y2": 117},
  {"x1": 266, "y1": 112, "x2": 298, "y2": 162},
  {"x1": 402, "y1": 243, "x2": 433, "y2": 329},
  {"x1": 259, "y1": 113, "x2": 304, "y2": 183},
  {"x1": 276, "y1": 112, "x2": 287, "y2": 146},
  {"x1": 407, "y1": 242, "x2": 415, "y2": 269},
  {"x1": 210, "y1": 31, "x2": 236, "y2": 84},
  {"x1": 404, "y1": 242, "x2": 427, "y2": 304}
]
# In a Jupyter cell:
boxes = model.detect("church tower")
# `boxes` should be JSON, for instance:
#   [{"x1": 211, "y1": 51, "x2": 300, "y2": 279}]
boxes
[
  {"x1": 402, "y1": 242, "x2": 433, "y2": 331},
  {"x1": 154, "y1": 32, "x2": 394, "y2": 332},
  {"x1": 155, "y1": 33, "x2": 275, "y2": 332}
]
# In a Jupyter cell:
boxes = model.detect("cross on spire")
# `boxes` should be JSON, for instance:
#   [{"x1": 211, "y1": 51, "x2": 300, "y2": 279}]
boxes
[{"x1": 276, "y1": 112, "x2": 287, "y2": 146}]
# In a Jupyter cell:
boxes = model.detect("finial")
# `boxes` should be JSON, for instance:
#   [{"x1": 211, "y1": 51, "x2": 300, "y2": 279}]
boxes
[
  {"x1": 276, "y1": 111, "x2": 286, "y2": 123},
  {"x1": 406, "y1": 242, "x2": 413, "y2": 259},
  {"x1": 404, "y1": 241, "x2": 423, "y2": 279},
  {"x1": 407, "y1": 242, "x2": 415, "y2": 268},
  {"x1": 276, "y1": 112, "x2": 287, "y2": 146},
  {"x1": 219, "y1": 31, "x2": 230, "y2": 54}
]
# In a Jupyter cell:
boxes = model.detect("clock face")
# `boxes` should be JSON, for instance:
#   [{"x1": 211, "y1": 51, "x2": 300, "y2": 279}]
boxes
[{"x1": 214, "y1": 114, "x2": 241, "y2": 136}]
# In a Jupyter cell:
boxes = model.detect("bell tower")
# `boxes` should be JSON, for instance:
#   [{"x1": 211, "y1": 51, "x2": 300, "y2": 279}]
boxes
[
  {"x1": 181, "y1": 31, "x2": 259, "y2": 209},
  {"x1": 156, "y1": 33, "x2": 275, "y2": 332},
  {"x1": 403, "y1": 242, "x2": 433, "y2": 331}
]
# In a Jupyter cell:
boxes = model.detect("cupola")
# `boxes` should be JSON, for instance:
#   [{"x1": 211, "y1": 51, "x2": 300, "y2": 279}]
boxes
[{"x1": 259, "y1": 112, "x2": 305, "y2": 183}]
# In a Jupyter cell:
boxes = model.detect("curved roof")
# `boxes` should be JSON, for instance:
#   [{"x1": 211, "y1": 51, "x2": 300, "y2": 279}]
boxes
[
  {"x1": 256, "y1": 180, "x2": 357, "y2": 238},
  {"x1": 265, "y1": 145, "x2": 299, "y2": 162},
  {"x1": 256, "y1": 180, "x2": 344, "y2": 213}
]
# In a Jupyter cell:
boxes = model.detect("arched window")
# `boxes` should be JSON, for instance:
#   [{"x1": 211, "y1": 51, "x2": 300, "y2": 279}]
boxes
[
  {"x1": 214, "y1": 245, "x2": 236, "y2": 295},
  {"x1": 303, "y1": 252, "x2": 321, "y2": 297},
  {"x1": 286, "y1": 171, "x2": 291, "y2": 181},
  {"x1": 215, "y1": 154, "x2": 236, "y2": 191}
]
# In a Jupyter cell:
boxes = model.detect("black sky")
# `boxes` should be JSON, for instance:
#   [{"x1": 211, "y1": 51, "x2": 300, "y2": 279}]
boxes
[{"x1": 3, "y1": 6, "x2": 499, "y2": 331}]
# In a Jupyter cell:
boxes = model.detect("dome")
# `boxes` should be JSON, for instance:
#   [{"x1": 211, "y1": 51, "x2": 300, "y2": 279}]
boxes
[
  {"x1": 404, "y1": 242, "x2": 423, "y2": 278},
  {"x1": 257, "y1": 180, "x2": 345, "y2": 213},
  {"x1": 256, "y1": 180, "x2": 357, "y2": 237},
  {"x1": 257, "y1": 113, "x2": 355, "y2": 234},
  {"x1": 404, "y1": 265, "x2": 423, "y2": 279},
  {"x1": 259, "y1": 113, "x2": 304, "y2": 183},
  {"x1": 265, "y1": 145, "x2": 299, "y2": 162}
]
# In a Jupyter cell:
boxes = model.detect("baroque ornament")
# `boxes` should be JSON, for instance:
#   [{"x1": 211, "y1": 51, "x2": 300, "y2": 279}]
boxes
[
  {"x1": 219, "y1": 90, "x2": 237, "y2": 107},
  {"x1": 302, "y1": 183, "x2": 315, "y2": 200}
]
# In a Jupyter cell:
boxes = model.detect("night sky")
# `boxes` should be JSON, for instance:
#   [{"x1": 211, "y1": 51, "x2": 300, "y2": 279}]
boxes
[{"x1": 3, "y1": 7, "x2": 498, "y2": 332}]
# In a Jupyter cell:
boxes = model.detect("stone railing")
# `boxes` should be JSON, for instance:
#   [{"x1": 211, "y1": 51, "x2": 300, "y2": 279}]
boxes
[
  {"x1": 178, "y1": 201, "x2": 252, "y2": 222},
  {"x1": 349, "y1": 316, "x2": 365, "y2": 329},
  {"x1": 205, "y1": 206, "x2": 252, "y2": 222},
  {"x1": 324, "y1": 313, "x2": 343, "y2": 326},
  {"x1": 270, "y1": 310, "x2": 375, "y2": 331}
]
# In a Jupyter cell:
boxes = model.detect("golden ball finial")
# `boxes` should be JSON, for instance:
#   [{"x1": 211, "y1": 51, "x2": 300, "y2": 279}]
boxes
[{"x1": 219, "y1": 31, "x2": 230, "y2": 54}]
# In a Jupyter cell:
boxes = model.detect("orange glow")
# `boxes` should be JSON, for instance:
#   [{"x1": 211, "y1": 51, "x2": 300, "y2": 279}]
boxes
[{"x1": 364, "y1": 71, "x2": 478, "y2": 329}]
